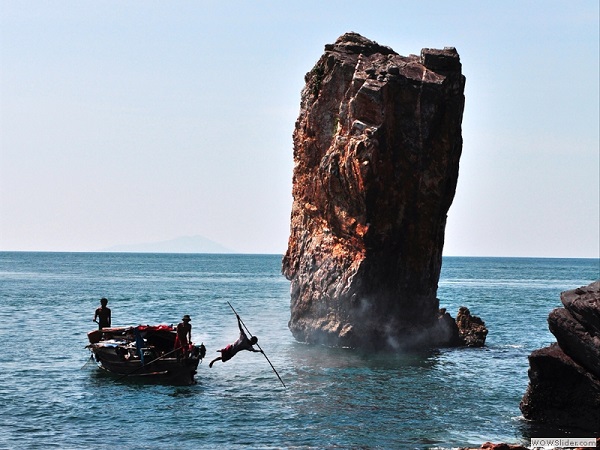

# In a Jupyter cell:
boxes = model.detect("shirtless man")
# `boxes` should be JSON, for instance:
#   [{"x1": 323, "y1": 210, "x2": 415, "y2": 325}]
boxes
[
  {"x1": 209, "y1": 314, "x2": 262, "y2": 368},
  {"x1": 175, "y1": 315, "x2": 192, "y2": 358},
  {"x1": 93, "y1": 297, "x2": 111, "y2": 329}
]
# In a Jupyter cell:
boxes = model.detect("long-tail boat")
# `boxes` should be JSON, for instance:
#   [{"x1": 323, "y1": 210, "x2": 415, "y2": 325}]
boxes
[{"x1": 86, "y1": 324, "x2": 205, "y2": 385}]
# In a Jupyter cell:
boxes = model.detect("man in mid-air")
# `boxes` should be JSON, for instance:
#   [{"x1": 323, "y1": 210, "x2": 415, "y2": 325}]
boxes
[{"x1": 209, "y1": 314, "x2": 262, "y2": 368}]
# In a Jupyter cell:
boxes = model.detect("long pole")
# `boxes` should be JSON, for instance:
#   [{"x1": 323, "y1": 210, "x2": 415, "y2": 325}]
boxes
[{"x1": 227, "y1": 301, "x2": 286, "y2": 388}]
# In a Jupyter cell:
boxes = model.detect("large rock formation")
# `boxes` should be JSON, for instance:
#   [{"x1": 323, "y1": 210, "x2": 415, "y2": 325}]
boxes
[
  {"x1": 520, "y1": 280, "x2": 600, "y2": 432},
  {"x1": 282, "y1": 32, "x2": 470, "y2": 349}
]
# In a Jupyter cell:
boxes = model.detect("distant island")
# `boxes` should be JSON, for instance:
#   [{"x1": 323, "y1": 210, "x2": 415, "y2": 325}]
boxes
[{"x1": 101, "y1": 235, "x2": 235, "y2": 254}]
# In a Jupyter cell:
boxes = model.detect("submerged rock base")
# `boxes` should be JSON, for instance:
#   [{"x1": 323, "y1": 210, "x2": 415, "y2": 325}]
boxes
[
  {"x1": 520, "y1": 281, "x2": 600, "y2": 432},
  {"x1": 282, "y1": 32, "x2": 485, "y2": 350}
]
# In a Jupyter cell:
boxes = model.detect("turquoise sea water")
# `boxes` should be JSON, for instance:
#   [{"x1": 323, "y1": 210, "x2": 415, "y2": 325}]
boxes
[{"x1": 0, "y1": 252, "x2": 598, "y2": 449}]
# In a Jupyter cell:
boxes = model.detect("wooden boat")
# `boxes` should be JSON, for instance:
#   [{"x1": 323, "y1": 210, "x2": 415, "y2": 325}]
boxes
[{"x1": 87, "y1": 325, "x2": 206, "y2": 385}]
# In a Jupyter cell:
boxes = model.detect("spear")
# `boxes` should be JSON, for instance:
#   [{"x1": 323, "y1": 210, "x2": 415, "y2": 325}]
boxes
[{"x1": 227, "y1": 301, "x2": 286, "y2": 388}]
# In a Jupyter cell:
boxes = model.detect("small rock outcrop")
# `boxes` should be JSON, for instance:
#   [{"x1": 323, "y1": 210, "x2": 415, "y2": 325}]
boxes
[
  {"x1": 282, "y1": 32, "x2": 475, "y2": 349},
  {"x1": 456, "y1": 307, "x2": 488, "y2": 347},
  {"x1": 520, "y1": 280, "x2": 600, "y2": 432}
]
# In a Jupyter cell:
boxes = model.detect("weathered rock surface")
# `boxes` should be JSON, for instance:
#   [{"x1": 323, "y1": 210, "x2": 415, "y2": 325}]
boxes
[
  {"x1": 548, "y1": 281, "x2": 600, "y2": 379},
  {"x1": 520, "y1": 281, "x2": 600, "y2": 432},
  {"x1": 456, "y1": 306, "x2": 488, "y2": 347},
  {"x1": 282, "y1": 32, "x2": 471, "y2": 349}
]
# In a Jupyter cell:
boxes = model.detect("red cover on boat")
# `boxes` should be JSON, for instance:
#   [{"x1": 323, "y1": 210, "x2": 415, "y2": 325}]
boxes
[{"x1": 135, "y1": 324, "x2": 174, "y2": 332}]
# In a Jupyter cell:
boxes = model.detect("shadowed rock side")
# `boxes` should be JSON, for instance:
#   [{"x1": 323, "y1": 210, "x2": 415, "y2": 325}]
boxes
[
  {"x1": 282, "y1": 32, "x2": 476, "y2": 349},
  {"x1": 520, "y1": 280, "x2": 600, "y2": 432}
]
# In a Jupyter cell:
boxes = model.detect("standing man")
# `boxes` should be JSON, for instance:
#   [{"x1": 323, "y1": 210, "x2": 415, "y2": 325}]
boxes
[
  {"x1": 93, "y1": 297, "x2": 111, "y2": 329},
  {"x1": 175, "y1": 315, "x2": 192, "y2": 358},
  {"x1": 209, "y1": 314, "x2": 262, "y2": 368}
]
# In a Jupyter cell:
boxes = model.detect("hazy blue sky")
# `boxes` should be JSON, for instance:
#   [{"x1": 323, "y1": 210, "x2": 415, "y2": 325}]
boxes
[{"x1": 1, "y1": 1, "x2": 598, "y2": 257}]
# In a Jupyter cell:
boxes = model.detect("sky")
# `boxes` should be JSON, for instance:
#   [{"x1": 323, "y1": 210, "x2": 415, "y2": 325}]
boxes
[{"x1": 1, "y1": 1, "x2": 598, "y2": 258}]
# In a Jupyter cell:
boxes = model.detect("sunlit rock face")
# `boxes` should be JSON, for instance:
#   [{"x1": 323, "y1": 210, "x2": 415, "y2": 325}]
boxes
[{"x1": 282, "y1": 33, "x2": 466, "y2": 349}]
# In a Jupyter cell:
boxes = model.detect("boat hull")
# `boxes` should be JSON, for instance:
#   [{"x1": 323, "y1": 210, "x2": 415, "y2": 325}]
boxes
[
  {"x1": 87, "y1": 325, "x2": 204, "y2": 385},
  {"x1": 92, "y1": 348, "x2": 200, "y2": 385}
]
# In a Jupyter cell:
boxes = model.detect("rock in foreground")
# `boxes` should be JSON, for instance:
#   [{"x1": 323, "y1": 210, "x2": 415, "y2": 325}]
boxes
[
  {"x1": 282, "y1": 32, "x2": 472, "y2": 349},
  {"x1": 459, "y1": 443, "x2": 528, "y2": 450},
  {"x1": 520, "y1": 280, "x2": 600, "y2": 432}
]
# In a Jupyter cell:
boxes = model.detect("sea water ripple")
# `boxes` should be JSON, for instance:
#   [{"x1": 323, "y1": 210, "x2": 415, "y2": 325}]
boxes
[{"x1": 0, "y1": 253, "x2": 598, "y2": 449}]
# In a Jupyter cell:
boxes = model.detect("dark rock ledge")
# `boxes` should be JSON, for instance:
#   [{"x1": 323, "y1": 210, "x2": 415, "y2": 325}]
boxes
[{"x1": 520, "y1": 280, "x2": 600, "y2": 433}]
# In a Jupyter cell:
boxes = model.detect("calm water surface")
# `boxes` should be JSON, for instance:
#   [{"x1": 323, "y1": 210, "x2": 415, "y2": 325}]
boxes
[{"x1": 0, "y1": 253, "x2": 598, "y2": 449}]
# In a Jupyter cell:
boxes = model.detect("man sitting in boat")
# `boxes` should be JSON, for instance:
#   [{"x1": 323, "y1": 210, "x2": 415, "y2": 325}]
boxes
[
  {"x1": 175, "y1": 315, "x2": 192, "y2": 359},
  {"x1": 93, "y1": 297, "x2": 111, "y2": 329},
  {"x1": 209, "y1": 314, "x2": 262, "y2": 368}
]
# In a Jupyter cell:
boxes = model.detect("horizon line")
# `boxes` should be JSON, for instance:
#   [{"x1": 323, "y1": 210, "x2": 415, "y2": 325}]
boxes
[{"x1": 0, "y1": 249, "x2": 598, "y2": 260}]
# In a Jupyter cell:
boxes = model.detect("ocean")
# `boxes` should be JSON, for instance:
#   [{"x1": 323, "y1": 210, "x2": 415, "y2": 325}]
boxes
[{"x1": 0, "y1": 252, "x2": 598, "y2": 449}]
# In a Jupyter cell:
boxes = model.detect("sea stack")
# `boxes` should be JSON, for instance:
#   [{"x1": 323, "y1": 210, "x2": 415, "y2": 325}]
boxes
[
  {"x1": 520, "y1": 280, "x2": 600, "y2": 432},
  {"x1": 282, "y1": 33, "x2": 473, "y2": 349}
]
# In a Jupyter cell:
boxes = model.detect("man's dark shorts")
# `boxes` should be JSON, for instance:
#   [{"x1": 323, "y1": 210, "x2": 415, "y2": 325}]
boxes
[{"x1": 221, "y1": 344, "x2": 234, "y2": 362}]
